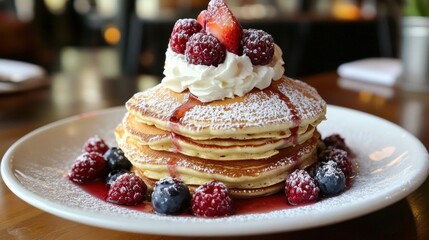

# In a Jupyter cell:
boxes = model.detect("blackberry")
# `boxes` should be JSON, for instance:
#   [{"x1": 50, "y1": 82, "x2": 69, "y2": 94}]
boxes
[
  {"x1": 103, "y1": 147, "x2": 132, "y2": 173},
  {"x1": 323, "y1": 134, "x2": 349, "y2": 152},
  {"x1": 106, "y1": 169, "x2": 130, "y2": 185},
  {"x1": 319, "y1": 147, "x2": 353, "y2": 177}
]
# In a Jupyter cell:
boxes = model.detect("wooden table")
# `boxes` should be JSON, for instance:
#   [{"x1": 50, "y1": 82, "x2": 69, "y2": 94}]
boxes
[{"x1": 1, "y1": 72, "x2": 428, "y2": 239}]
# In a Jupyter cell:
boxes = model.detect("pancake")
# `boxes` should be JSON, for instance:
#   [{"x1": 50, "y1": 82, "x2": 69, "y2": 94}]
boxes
[
  {"x1": 116, "y1": 75, "x2": 326, "y2": 198},
  {"x1": 115, "y1": 124, "x2": 319, "y2": 198},
  {"x1": 122, "y1": 112, "x2": 316, "y2": 160},
  {"x1": 126, "y1": 76, "x2": 326, "y2": 140}
]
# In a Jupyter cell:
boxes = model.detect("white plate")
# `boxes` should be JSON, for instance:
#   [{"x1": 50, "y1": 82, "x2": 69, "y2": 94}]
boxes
[
  {"x1": 0, "y1": 59, "x2": 47, "y2": 93},
  {"x1": 1, "y1": 105, "x2": 429, "y2": 236}
]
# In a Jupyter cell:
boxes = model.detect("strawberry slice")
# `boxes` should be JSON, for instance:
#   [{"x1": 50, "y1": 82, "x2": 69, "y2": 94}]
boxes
[
  {"x1": 203, "y1": 0, "x2": 242, "y2": 55},
  {"x1": 197, "y1": 10, "x2": 208, "y2": 30}
]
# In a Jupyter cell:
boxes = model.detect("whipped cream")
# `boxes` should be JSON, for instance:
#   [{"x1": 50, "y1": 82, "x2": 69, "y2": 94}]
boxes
[{"x1": 161, "y1": 44, "x2": 285, "y2": 102}]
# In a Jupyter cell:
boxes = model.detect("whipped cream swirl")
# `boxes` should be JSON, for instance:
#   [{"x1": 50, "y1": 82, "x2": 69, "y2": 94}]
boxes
[{"x1": 161, "y1": 44, "x2": 285, "y2": 103}]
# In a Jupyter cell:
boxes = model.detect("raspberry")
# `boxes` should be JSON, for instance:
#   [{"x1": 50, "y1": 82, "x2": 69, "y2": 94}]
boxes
[
  {"x1": 314, "y1": 161, "x2": 346, "y2": 197},
  {"x1": 151, "y1": 177, "x2": 191, "y2": 215},
  {"x1": 242, "y1": 28, "x2": 274, "y2": 65},
  {"x1": 69, "y1": 152, "x2": 107, "y2": 184},
  {"x1": 169, "y1": 18, "x2": 202, "y2": 54},
  {"x1": 319, "y1": 147, "x2": 353, "y2": 177},
  {"x1": 107, "y1": 173, "x2": 147, "y2": 205},
  {"x1": 83, "y1": 135, "x2": 109, "y2": 155},
  {"x1": 285, "y1": 169, "x2": 319, "y2": 205},
  {"x1": 185, "y1": 32, "x2": 226, "y2": 66},
  {"x1": 191, "y1": 181, "x2": 234, "y2": 217}
]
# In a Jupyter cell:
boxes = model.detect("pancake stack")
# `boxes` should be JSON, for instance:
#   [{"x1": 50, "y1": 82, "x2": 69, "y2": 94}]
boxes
[{"x1": 115, "y1": 76, "x2": 326, "y2": 198}]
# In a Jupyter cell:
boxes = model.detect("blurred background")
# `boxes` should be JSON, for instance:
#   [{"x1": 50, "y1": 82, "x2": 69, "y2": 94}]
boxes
[{"x1": 0, "y1": 0, "x2": 402, "y2": 80}]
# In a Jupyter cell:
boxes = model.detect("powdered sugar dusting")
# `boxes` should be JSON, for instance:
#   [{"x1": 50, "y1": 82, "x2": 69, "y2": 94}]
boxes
[
  {"x1": 129, "y1": 77, "x2": 326, "y2": 133},
  {"x1": 127, "y1": 88, "x2": 182, "y2": 122},
  {"x1": 183, "y1": 92, "x2": 293, "y2": 130},
  {"x1": 278, "y1": 79, "x2": 326, "y2": 123}
]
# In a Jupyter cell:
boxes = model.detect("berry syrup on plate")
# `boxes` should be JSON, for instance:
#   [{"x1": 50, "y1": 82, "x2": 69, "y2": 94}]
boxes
[
  {"x1": 78, "y1": 181, "x2": 298, "y2": 216},
  {"x1": 71, "y1": 132, "x2": 356, "y2": 218}
]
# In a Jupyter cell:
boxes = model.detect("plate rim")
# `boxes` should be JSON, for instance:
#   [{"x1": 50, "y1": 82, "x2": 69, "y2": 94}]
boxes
[{"x1": 1, "y1": 105, "x2": 429, "y2": 236}]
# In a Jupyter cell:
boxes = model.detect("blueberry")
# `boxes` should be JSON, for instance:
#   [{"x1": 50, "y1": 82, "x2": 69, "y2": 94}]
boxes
[
  {"x1": 103, "y1": 147, "x2": 132, "y2": 173},
  {"x1": 314, "y1": 161, "x2": 346, "y2": 197},
  {"x1": 106, "y1": 169, "x2": 130, "y2": 185},
  {"x1": 151, "y1": 177, "x2": 191, "y2": 215}
]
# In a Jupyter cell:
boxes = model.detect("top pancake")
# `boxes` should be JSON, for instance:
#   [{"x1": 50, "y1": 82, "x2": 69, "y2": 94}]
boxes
[{"x1": 126, "y1": 76, "x2": 326, "y2": 140}]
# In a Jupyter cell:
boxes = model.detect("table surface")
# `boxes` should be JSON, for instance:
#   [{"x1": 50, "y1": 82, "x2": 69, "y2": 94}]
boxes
[{"x1": 1, "y1": 72, "x2": 428, "y2": 240}]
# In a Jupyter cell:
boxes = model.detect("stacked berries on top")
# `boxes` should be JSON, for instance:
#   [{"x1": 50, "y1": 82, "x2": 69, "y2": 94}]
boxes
[
  {"x1": 169, "y1": 0, "x2": 274, "y2": 67},
  {"x1": 169, "y1": 19, "x2": 202, "y2": 54},
  {"x1": 285, "y1": 169, "x2": 319, "y2": 205}
]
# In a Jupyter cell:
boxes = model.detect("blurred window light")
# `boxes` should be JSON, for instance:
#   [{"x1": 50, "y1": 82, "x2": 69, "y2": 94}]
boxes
[
  {"x1": 233, "y1": 3, "x2": 276, "y2": 20},
  {"x1": 61, "y1": 47, "x2": 82, "y2": 73},
  {"x1": 103, "y1": 25, "x2": 121, "y2": 45},
  {"x1": 136, "y1": 0, "x2": 160, "y2": 19},
  {"x1": 44, "y1": 0, "x2": 68, "y2": 15},
  {"x1": 96, "y1": 48, "x2": 120, "y2": 77},
  {"x1": 276, "y1": 0, "x2": 300, "y2": 14},
  {"x1": 15, "y1": 0, "x2": 35, "y2": 22},
  {"x1": 95, "y1": 0, "x2": 117, "y2": 18},
  {"x1": 361, "y1": 0, "x2": 377, "y2": 19},
  {"x1": 137, "y1": 75, "x2": 160, "y2": 91},
  {"x1": 314, "y1": 0, "x2": 332, "y2": 16},
  {"x1": 332, "y1": 0, "x2": 361, "y2": 20},
  {"x1": 74, "y1": 0, "x2": 91, "y2": 15}
]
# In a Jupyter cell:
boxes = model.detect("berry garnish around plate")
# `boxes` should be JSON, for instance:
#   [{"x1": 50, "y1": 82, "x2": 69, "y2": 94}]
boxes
[
  {"x1": 285, "y1": 169, "x2": 319, "y2": 205},
  {"x1": 151, "y1": 177, "x2": 191, "y2": 215},
  {"x1": 106, "y1": 169, "x2": 130, "y2": 185},
  {"x1": 103, "y1": 147, "x2": 132, "y2": 173},
  {"x1": 107, "y1": 173, "x2": 147, "y2": 206},
  {"x1": 319, "y1": 147, "x2": 353, "y2": 177},
  {"x1": 322, "y1": 134, "x2": 353, "y2": 156},
  {"x1": 283, "y1": 133, "x2": 355, "y2": 205},
  {"x1": 192, "y1": 180, "x2": 234, "y2": 217},
  {"x1": 82, "y1": 135, "x2": 109, "y2": 155},
  {"x1": 69, "y1": 152, "x2": 107, "y2": 184},
  {"x1": 313, "y1": 161, "x2": 346, "y2": 197}
]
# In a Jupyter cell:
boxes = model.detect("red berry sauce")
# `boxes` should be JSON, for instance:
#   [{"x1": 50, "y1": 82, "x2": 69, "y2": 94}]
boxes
[{"x1": 78, "y1": 181, "x2": 299, "y2": 216}]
